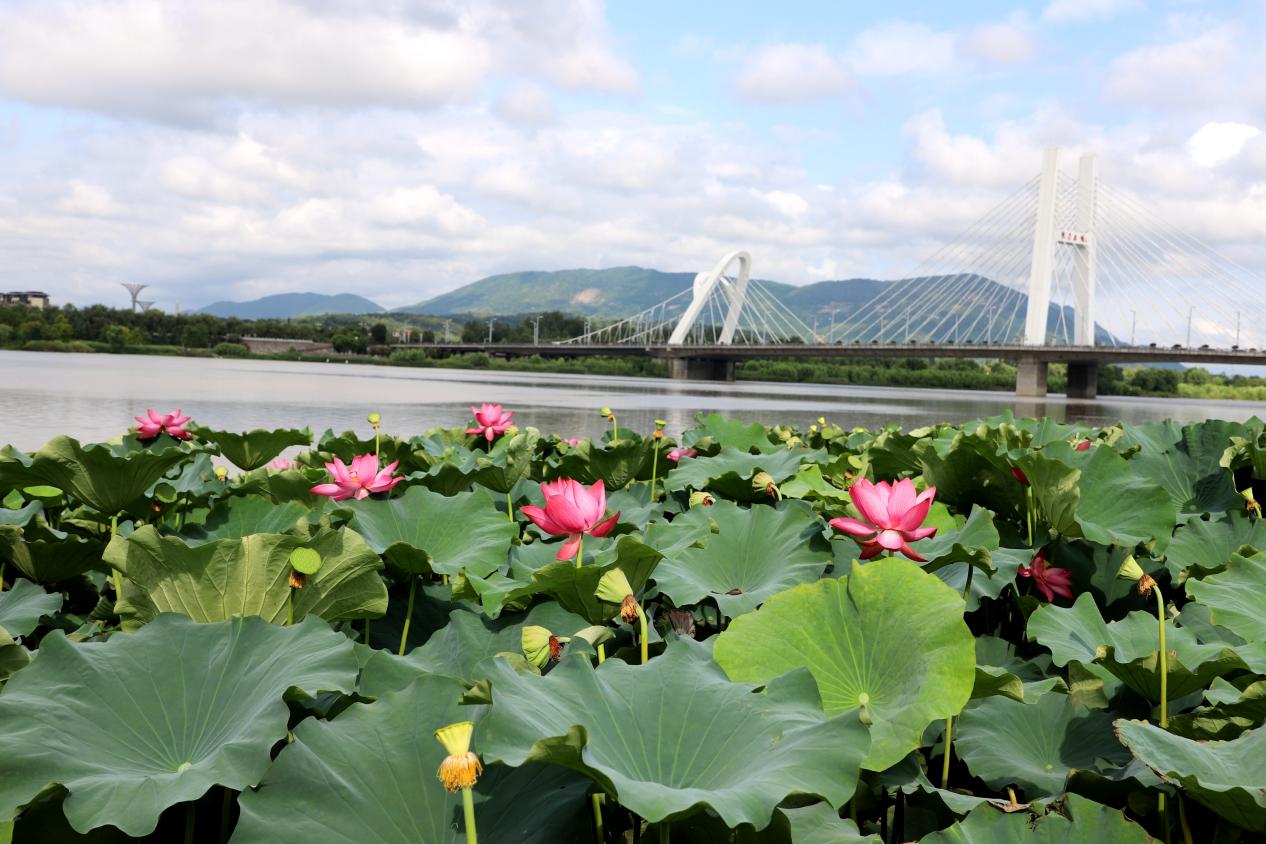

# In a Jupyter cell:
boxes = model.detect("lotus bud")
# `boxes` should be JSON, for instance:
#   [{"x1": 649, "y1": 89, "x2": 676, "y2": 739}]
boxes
[
  {"x1": 521, "y1": 625, "x2": 560, "y2": 668},
  {"x1": 214, "y1": 466, "x2": 228, "y2": 481},
  {"x1": 1243, "y1": 488, "x2": 1261, "y2": 520},
  {"x1": 1116, "y1": 554, "x2": 1155, "y2": 597},
  {"x1": 367, "y1": 412, "x2": 381, "y2": 429},
  {"x1": 689, "y1": 490, "x2": 715, "y2": 507},
  {"x1": 809, "y1": 424, "x2": 818, "y2": 433},
  {"x1": 434, "y1": 721, "x2": 482, "y2": 791},
  {"x1": 752, "y1": 471, "x2": 781, "y2": 500}
]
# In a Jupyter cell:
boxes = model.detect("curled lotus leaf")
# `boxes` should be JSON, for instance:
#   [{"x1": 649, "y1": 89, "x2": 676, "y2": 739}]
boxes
[
  {"x1": 713, "y1": 557, "x2": 976, "y2": 771},
  {"x1": 190, "y1": 425, "x2": 311, "y2": 471},
  {"x1": 0, "y1": 614, "x2": 358, "y2": 836},
  {"x1": 1184, "y1": 550, "x2": 1266, "y2": 642},
  {"x1": 661, "y1": 447, "x2": 813, "y2": 501},
  {"x1": 477, "y1": 639, "x2": 869, "y2": 829},
  {"x1": 0, "y1": 578, "x2": 61, "y2": 639}
]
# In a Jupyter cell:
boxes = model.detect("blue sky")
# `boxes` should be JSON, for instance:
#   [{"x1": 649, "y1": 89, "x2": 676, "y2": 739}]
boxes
[{"x1": 0, "y1": 0, "x2": 1264, "y2": 314}]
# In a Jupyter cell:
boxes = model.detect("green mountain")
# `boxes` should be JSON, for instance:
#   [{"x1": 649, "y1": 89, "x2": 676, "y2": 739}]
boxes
[{"x1": 197, "y1": 293, "x2": 384, "y2": 319}]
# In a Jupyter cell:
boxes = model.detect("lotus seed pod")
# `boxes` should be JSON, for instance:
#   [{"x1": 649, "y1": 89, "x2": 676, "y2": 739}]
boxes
[{"x1": 366, "y1": 412, "x2": 381, "y2": 425}]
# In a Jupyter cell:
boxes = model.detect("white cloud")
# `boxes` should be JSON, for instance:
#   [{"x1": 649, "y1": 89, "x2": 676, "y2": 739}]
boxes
[
  {"x1": 1105, "y1": 29, "x2": 1236, "y2": 109},
  {"x1": 1043, "y1": 0, "x2": 1142, "y2": 23},
  {"x1": 735, "y1": 44, "x2": 853, "y2": 103},
  {"x1": 1188, "y1": 122, "x2": 1263, "y2": 167},
  {"x1": 848, "y1": 21, "x2": 957, "y2": 77},
  {"x1": 57, "y1": 181, "x2": 122, "y2": 217},
  {"x1": 958, "y1": 21, "x2": 1036, "y2": 66},
  {"x1": 494, "y1": 84, "x2": 557, "y2": 127}
]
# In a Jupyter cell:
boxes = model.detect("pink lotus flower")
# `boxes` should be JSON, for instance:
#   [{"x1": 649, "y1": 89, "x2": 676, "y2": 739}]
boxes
[
  {"x1": 666, "y1": 448, "x2": 697, "y2": 462},
  {"x1": 1011, "y1": 467, "x2": 1029, "y2": 486},
  {"x1": 520, "y1": 478, "x2": 620, "y2": 561},
  {"x1": 1073, "y1": 439, "x2": 1092, "y2": 452},
  {"x1": 829, "y1": 477, "x2": 938, "y2": 562},
  {"x1": 271, "y1": 458, "x2": 292, "y2": 471},
  {"x1": 1018, "y1": 548, "x2": 1074, "y2": 602},
  {"x1": 309, "y1": 454, "x2": 402, "y2": 501},
  {"x1": 465, "y1": 403, "x2": 514, "y2": 442},
  {"x1": 134, "y1": 409, "x2": 192, "y2": 441},
  {"x1": 561, "y1": 437, "x2": 582, "y2": 446}
]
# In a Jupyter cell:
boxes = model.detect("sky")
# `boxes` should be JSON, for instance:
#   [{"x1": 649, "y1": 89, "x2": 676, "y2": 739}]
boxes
[{"x1": 1, "y1": 0, "x2": 1265, "y2": 312}]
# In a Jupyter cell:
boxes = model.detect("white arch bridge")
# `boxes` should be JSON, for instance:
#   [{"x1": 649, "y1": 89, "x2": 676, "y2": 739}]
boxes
[{"x1": 405, "y1": 147, "x2": 1266, "y2": 398}]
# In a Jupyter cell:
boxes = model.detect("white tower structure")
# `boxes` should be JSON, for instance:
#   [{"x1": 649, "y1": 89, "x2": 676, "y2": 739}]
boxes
[
  {"x1": 1023, "y1": 147, "x2": 1098, "y2": 346},
  {"x1": 667, "y1": 250, "x2": 751, "y2": 345},
  {"x1": 121, "y1": 282, "x2": 148, "y2": 314}
]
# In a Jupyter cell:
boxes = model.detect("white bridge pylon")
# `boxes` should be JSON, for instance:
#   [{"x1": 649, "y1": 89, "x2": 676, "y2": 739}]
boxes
[{"x1": 557, "y1": 249, "x2": 820, "y2": 346}]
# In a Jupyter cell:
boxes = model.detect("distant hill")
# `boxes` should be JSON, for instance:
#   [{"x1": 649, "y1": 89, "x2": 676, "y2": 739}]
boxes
[{"x1": 197, "y1": 292, "x2": 384, "y2": 319}]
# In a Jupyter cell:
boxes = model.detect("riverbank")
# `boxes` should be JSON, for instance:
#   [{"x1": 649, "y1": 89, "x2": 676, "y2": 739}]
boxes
[{"x1": 3, "y1": 339, "x2": 1263, "y2": 401}]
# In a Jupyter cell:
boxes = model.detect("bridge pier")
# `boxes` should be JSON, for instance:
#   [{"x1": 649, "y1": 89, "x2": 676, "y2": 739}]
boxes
[
  {"x1": 1066, "y1": 361, "x2": 1099, "y2": 399},
  {"x1": 667, "y1": 357, "x2": 736, "y2": 382},
  {"x1": 1015, "y1": 356, "x2": 1049, "y2": 397}
]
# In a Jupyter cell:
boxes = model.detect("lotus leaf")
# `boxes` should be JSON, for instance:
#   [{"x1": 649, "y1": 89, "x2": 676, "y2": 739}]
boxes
[
  {"x1": 0, "y1": 523, "x2": 104, "y2": 583},
  {"x1": 1184, "y1": 550, "x2": 1266, "y2": 641},
  {"x1": 344, "y1": 485, "x2": 515, "y2": 576},
  {"x1": 192, "y1": 425, "x2": 311, "y2": 470},
  {"x1": 1165, "y1": 511, "x2": 1266, "y2": 580},
  {"x1": 1118, "y1": 419, "x2": 1243, "y2": 519},
  {"x1": 662, "y1": 447, "x2": 813, "y2": 501},
  {"x1": 918, "y1": 793, "x2": 1153, "y2": 842},
  {"x1": 0, "y1": 614, "x2": 358, "y2": 835},
  {"x1": 653, "y1": 500, "x2": 832, "y2": 617},
  {"x1": 714, "y1": 557, "x2": 976, "y2": 770},
  {"x1": 106, "y1": 525, "x2": 386, "y2": 629},
  {"x1": 0, "y1": 578, "x2": 60, "y2": 638},
  {"x1": 179, "y1": 495, "x2": 309, "y2": 545},
  {"x1": 232, "y1": 675, "x2": 592, "y2": 844},
  {"x1": 477, "y1": 639, "x2": 869, "y2": 829}
]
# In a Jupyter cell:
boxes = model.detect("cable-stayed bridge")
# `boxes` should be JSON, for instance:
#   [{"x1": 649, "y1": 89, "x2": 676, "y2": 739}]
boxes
[{"x1": 409, "y1": 147, "x2": 1266, "y2": 398}]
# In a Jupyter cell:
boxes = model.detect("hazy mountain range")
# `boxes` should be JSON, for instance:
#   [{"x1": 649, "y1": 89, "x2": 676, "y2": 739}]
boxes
[{"x1": 197, "y1": 292, "x2": 384, "y2": 319}]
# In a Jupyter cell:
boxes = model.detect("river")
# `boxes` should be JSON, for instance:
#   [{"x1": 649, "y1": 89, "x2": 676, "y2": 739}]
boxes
[{"x1": 1, "y1": 350, "x2": 1263, "y2": 452}]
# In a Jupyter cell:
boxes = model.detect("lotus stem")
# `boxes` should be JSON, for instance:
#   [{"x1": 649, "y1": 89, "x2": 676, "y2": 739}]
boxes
[
  {"x1": 650, "y1": 445, "x2": 659, "y2": 502},
  {"x1": 591, "y1": 793, "x2": 604, "y2": 843},
  {"x1": 638, "y1": 604, "x2": 648, "y2": 665},
  {"x1": 961, "y1": 562, "x2": 975, "y2": 602},
  {"x1": 374, "y1": 430, "x2": 380, "y2": 460},
  {"x1": 506, "y1": 490, "x2": 514, "y2": 522},
  {"x1": 220, "y1": 787, "x2": 232, "y2": 844},
  {"x1": 461, "y1": 785, "x2": 478, "y2": 844},
  {"x1": 399, "y1": 576, "x2": 418, "y2": 655},
  {"x1": 1178, "y1": 794, "x2": 1193, "y2": 844},
  {"x1": 575, "y1": 537, "x2": 584, "y2": 569},
  {"x1": 1025, "y1": 487, "x2": 1034, "y2": 546},
  {"x1": 1155, "y1": 583, "x2": 1169, "y2": 834},
  {"x1": 658, "y1": 822, "x2": 669, "y2": 844},
  {"x1": 363, "y1": 617, "x2": 371, "y2": 644},
  {"x1": 111, "y1": 513, "x2": 124, "y2": 605},
  {"x1": 286, "y1": 588, "x2": 294, "y2": 626},
  {"x1": 597, "y1": 642, "x2": 606, "y2": 664},
  {"x1": 610, "y1": 417, "x2": 618, "y2": 445},
  {"x1": 940, "y1": 717, "x2": 953, "y2": 790},
  {"x1": 0, "y1": 562, "x2": 5, "y2": 592},
  {"x1": 185, "y1": 802, "x2": 196, "y2": 844}
]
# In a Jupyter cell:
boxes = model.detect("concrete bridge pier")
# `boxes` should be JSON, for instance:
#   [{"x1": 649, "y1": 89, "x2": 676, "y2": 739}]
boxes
[
  {"x1": 1065, "y1": 361, "x2": 1099, "y2": 399},
  {"x1": 667, "y1": 357, "x2": 736, "y2": 381},
  {"x1": 1015, "y1": 356, "x2": 1048, "y2": 397}
]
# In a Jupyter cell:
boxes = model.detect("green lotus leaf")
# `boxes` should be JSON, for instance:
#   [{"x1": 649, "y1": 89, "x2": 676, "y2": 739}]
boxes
[
  {"x1": 1, "y1": 435, "x2": 199, "y2": 517},
  {"x1": 0, "y1": 523, "x2": 104, "y2": 583},
  {"x1": 477, "y1": 639, "x2": 869, "y2": 829},
  {"x1": 231, "y1": 465, "x2": 329, "y2": 506},
  {"x1": 0, "y1": 501, "x2": 42, "y2": 527},
  {"x1": 653, "y1": 500, "x2": 832, "y2": 618},
  {"x1": 343, "y1": 485, "x2": 515, "y2": 576},
  {"x1": 179, "y1": 496, "x2": 309, "y2": 546},
  {"x1": 453, "y1": 535, "x2": 662, "y2": 623},
  {"x1": 359, "y1": 601, "x2": 591, "y2": 694},
  {"x1": 148, "y1": 453, "x2": 222, "y2": 506},
  {"x1": 1116, "y1": 718, "x2": 1266, "y2": 832},
  {"x1": 915, "y1": 505, "x2": 1001, "y2": 572},
  {"x1": 553, "y1": 436, "x2": 653, "y2": 490},
  {"x1": 673, "y1": 801, "x2": 879, "y2": 843},
  {"x1": 0, "y1": 578, "x2": 61, "y2": 639},
  {"x1": 233, "y1": 674, "x2": 591, "y2": 844},
  {"x1": 662, "y1": 447, "x2": 813, "y2": 501},
  {"x1": 779, "y1": 464, "x2": 852, "y2": 503},
  {"x1": 1029, "y1": 592, "x2": 1249, "y2": 700},
  {"x1": 105, "y1": 525, "x2": 386, "y2": 630},
  {"x1": 1121, "y1": 419, "x2": 1243, "y2": 520},
  {"x1": 1184, "y1": 550, "x2": 1266, "y2": 641},
  {"x1": 315, "y1": 429, "x2": 421, "y2": 473},
  {"x1": 686, "y1": 413, "x2": 781, "y2": 454},
  {"x1": 918, "y1": 793, "x2": 1153, "y2": 843},
  {"x1": 714, "y1": 558, "x2": 976, "y2": 770},
  {"x1": 956, "y1": 690, "x2": 1128, "y2": 798},
  {"x1": 1165, "y1": 511, "x2": 1266, "y2": 580},
  {"x1": 935, "y1": 547, "x2": 1028, "y2": 613},
  {"x1": 0, "y1": 614, "x2": 358, "y2": 835},
  {"x1": 191, "y1": 425, "x2": 311, "y2": 470}
]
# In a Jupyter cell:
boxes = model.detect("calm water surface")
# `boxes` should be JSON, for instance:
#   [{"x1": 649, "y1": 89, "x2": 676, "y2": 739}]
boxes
[{"x1": 2, "y1": 350, "x2": 1265, "y2": 451}]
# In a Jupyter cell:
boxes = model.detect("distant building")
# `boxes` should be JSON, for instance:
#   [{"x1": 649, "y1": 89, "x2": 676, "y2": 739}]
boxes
[{"x1": 1, "y1": 291, "x2": 49, "y2": 309}]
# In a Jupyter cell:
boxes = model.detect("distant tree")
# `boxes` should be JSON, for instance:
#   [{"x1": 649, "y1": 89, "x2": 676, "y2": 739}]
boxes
[
  {"x1": 181, "y1": 323, "x2": 211, "y2": 348},
  {"x1": 103, "y1": 324, "x2": 128, "y2": 351},
  {"x1": 421, "y1": 330, "x2": 436, "y2": 343},
  {"x1": 370, "y1": 322, "x2": 388, "y2": 344},
  {"x1": 332, "y1": 331, "x2": 367, "y2": 354},
  {"x1": 19, "y1": 320, "x2": 45, "y2": 341}
]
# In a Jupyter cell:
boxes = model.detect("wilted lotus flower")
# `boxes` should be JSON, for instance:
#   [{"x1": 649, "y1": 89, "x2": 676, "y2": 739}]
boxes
[
  {"x1": 308, "y1": 454, "x2": 402, "y2": 501},
  {"x1": 829, "y1": 477, "x2": 937, "y2": 562},
  {"x1": 465, "y1": 403, "x2": 514, "y2": 442},
  {"x1": 1020, "y1": 548, "x2": 1075, "y2": 602},
  {"x1": 435, "y1": 721, "x2": 482, "y2": 792},
  {"x1": 134, "y1": 409, "x2": 193, "y2": 441},
  {"x1": 520, "y1": 478, "x2": 619, "y2": 561},
  {"x1": 270, "y1": 457, "x2": 291, "y2": 471},
  {"x1": 1116, "y1": 554, "x2": 1156, "y2": 598},
  {"x1": 689, "y1": 490, "x2": 715, "y2": 507},
  {"x1": 752, "y1": 471, "x2": 781, "y2": 500},
  {"x1": 1242, "y1": 488, "x2": 1261, "y2": 521},
  {"x1": 521, "y1": 625, "x2": 564, "y2": 668},
  {"x1": 666, "y1": 447, "x2": 697, "y2": 462}
]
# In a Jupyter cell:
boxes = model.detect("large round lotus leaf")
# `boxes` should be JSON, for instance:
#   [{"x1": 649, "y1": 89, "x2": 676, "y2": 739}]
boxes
[
  {"x1": 191, "y1": 425, "x2": 311, "y2": 471},
  {"x1": 956, "y1": 690, "x2": 1128, "y2": 798},
  {"x1": 1, "y1": 435, "x2": 197, "y2": 516},
  {"x1": 1116, "y1": 718, "x2": 1266, "y2": 833},
  {"x1": 0, "y1": 522, "x2": 105, "y2": 583},
  {"x1": 0, "y1": 578, "x2": 60, "y2": 638},
  {"x1": 1185, "y1": 550, "x2": 1266, "y2": 641},
  {"x1": 1028, "y1": 592, "x2": 1250, "y2": 700},
  {"x1": 552, "y1": 436, "x2": 652, "y2": 489},
  {"x1": 344, "y1": 485, "x2": 516, "y2": 577},
  {"x1": 1118, "y1": 419, "x2": 1243, "y2": 520},
  {"x1": 1165, "y1": 511, "x2": 1266, "y2": 580},
  {"x1": 0, "y1": 614, "x2": 358, "y2": 835},
  {"x1": 687, "y1": 413, "x2": 781, "y2": 453},
  {"x1": 0, "y1": 501, "x2": 42, "y2": 527},
  {"x1": 453, "y1": 535, "x2": 662, "y2": 622},
  {"x1": 179, "y1": 496, "x2": 309, "y2": 546},
  {"x1": 232, "y1": 674, "x2": 591, "y2": 844},
  {"x1": 714, "y1": 558, "x2": 976, "y2": 770},
  {"x1": 653, "y1": 500, "x2": 832, "y2": 618},
  {"x1": 661, "y1": 447, "x2": 811, "y2": 501},
  {"x1": 918, "y1": 794, "x2": 1153, "y2": 843},
  {"x1": 672, "y1": 801, "x2": 879, "y2": 843},
  {"x1": 105, "y1": 525, "x2": 386, "y2": 630},
  {"x1": 477, "y1": 639, "x2": 869, "y2": 829}
]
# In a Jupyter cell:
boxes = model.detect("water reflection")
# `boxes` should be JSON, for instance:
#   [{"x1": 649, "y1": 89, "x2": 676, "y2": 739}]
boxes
[{"x1": 2, "y1": 350, "x2": 1264, "y2": 451}]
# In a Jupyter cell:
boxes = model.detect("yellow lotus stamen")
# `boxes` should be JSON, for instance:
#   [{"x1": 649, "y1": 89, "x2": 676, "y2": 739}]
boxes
[
  {"x1": 435, "y1": 721, "x2": 481, "y2": 792},
  {"x1": 619, "y1": 594, "x2": 640, "y2": 624},
  {"x1": 288, "y1": 570, "x2": 306, "y2": 589}
]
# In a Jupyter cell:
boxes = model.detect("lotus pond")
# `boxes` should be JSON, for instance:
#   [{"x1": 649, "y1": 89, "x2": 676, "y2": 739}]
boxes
[{"x1": 1, "y1": 406, "x2": 1265, "y2": 842}]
